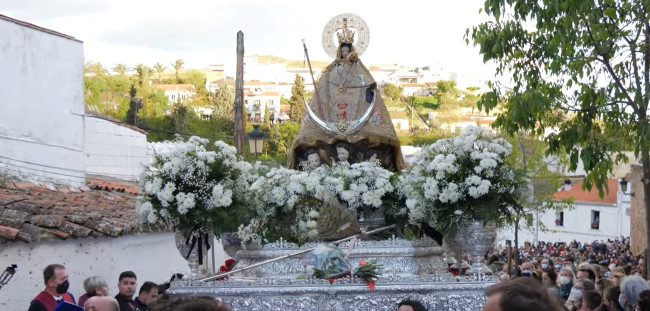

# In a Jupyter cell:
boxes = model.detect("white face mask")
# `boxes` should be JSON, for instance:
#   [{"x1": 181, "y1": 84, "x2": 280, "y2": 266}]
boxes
[
  {"x1": 560, "y1": 276, "x2": 571, "y2": 285},
  {"x1": 569, "y1": 287, "x2": 583, "y2": 300}
]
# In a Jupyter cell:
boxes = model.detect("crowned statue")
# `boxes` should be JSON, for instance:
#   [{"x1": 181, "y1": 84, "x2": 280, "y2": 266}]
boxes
[{"x1": 288, "y1": 14, "x2": 404, "y2": 171}]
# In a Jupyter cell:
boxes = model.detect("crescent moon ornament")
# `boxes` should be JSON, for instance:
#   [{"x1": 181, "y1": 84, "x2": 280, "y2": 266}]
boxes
[{"x1": 322, "y1": 13, "x2": 370, "y2": 59}]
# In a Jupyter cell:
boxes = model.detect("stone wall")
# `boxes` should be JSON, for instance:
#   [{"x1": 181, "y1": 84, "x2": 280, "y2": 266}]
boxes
[{"x1": 630, "y1": 164, "x2": 646, "y2": 254}]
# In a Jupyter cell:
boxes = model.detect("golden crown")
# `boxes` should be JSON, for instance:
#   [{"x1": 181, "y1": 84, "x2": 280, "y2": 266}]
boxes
[{"x1": 336, "y1": 18, "x2": 355, "y2": 45}]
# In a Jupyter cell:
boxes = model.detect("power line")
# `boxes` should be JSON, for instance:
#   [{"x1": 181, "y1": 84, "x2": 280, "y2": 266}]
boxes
[{"x1": 0, "y1": 155, "x2": 139, "y2": 180}]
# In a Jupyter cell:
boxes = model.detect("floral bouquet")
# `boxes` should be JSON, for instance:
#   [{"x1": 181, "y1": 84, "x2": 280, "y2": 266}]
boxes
[
  {"x1": 137, "y1": 136, "x2": 263, "y2": 241},
  {"x1": 399, "y1": 126, "x2": 524, "y2": 235},
  {"x1": 240, "y1": 162, "x2": 397, "y2": 245},
  {"x1": 302, "y1": 244, "x2": 381, "y2": 290}
]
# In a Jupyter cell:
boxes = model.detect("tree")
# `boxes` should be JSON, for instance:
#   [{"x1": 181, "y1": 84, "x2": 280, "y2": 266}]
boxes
[
  {"x1": 382, "y1": 83, "x2": 403, "y2": 101},
  {"x1": 469, "y1": 0, "x2": 650, "y2": 272},
  {"x1": 112, "y1": 63, "x2": 128, "y2": 76},
  {"x1": 172, "y1": 59, "x2": 184, "y2": 84},
  {"x1": 210, "y1": 84, "x2": 235, "y2": 120},
  {"x1": 134, "y1": 64, "x2": 152, "y2": 86},
  {"x1": 84, "y1": 62, "x2": 108, "y2": 77},
  {"x1": 153, "y1": 63, "x2": 166, "y2": 84},
  {"x1": 288, "y1": 74, "x2": 307, "y2": 122}
]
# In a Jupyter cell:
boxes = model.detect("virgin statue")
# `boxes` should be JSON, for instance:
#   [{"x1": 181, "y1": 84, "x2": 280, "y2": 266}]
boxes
[{"x1": 288, "y1": 13, "x2": 404, "y2": 171}]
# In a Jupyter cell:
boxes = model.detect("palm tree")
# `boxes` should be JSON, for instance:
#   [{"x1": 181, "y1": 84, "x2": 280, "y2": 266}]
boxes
[
  {"x1": 84, "y1": 62, "x2": 108, "y2": 77},
  {"x1": 172, "y1": 59, "x2": 184, "y2": 83},
  {"x1": 153, "y1": 63, "x2": 166, "y2": 84},
  {"x1": 112, "y1": 63, "x2": 128, "y2": 76},
  {"x1": 134, "y1": 64, "x2": 152, "y2": 86}
]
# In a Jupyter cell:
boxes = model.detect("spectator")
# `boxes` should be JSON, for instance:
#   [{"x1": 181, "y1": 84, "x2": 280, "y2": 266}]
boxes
[
  {"x1": 620, "y1": 275, "x2": 649, "y2": 311},
  {"x1": 559, "y1": 267, "x2": 577, "y2": 301},
  {"x1": 577, "y1": 265, "x2": 597, "y2": 283},
  {"x1": 600, "y1": 285, "x2": 624, "y2": 311},
  {"x1": 397, "y1": 299, "x2": 427, "y2": 311},
  {"x1": 84, "y1": 296, "x2": 120, "y2": 311},
  {"x1": 484, "y1": 277, "x2": 564, "y2": 311},
  {"x1": 582, "y1": 290, "x2": 602, "y2": 311},
  {"x1": 541, "y1": 258, "x2": 554, "y2": 272},
  {"x1": 566, "y1": 279, "x2": 595, "y2": 311},
  {"x1": 150, "y1": 295, "x2": 229, "y2": 311},
  {"x1": 638, "y1": 290, "x2": 650, "y2": 311},
  {"x1": 542, "y1": 269, "x2": 559, "y2": 292},
  {"x1": 115, "y1": 271, "x2": 139, "y2": 311},
  {"x1": 135, "y1": 281, "x2": 159, "y2": 311},
  {"x1": 596, "y1": 279, "x2": 614, "y2": 297},
  {"x1": 78, "y1": 276, "x2": 110, "y2": 307},
  {"x1": 29, "y1": 264, "x2": 76, "y2": 311}
]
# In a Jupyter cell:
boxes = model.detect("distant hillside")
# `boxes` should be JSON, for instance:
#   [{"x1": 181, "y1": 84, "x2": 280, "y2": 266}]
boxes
[{"x1": 253, "y1": 55, "x2": 330, "y2": 69}]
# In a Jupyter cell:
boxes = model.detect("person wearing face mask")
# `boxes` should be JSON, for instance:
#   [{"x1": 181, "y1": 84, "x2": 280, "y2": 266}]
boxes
[
  {"x1": 620, "y1": 275, "x2": 649, "y2": 311},
  {"x1": 565, "y1": 279, "x2": 595, "y2": 311},
  {"x1": 601, "y1": 285, "x2": 625, "y2": 311},
  {"x1": 29, "y1": 264, "x2": 76, "y2": 311},
  {"x1": 541, "y1": 258, "x2": 554, "y2": 272},
  {"x1": 559, "y1": 267, "x2": 577, "y2": 301}
]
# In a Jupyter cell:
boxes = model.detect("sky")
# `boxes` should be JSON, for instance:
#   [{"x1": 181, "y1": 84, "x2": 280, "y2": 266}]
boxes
[{"x1": 1, "y1": 0, "x2": 496, "y2": 81}]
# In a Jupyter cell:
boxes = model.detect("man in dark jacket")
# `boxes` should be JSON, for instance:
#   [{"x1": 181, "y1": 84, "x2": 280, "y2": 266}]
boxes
[{"x1": 29, "y1": 264, "x2": 76, "y2": 311}]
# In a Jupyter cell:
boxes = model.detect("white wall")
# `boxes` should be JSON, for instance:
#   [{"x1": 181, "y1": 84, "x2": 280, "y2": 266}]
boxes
[
  {"x1": 0, "y1": 233, "x2": 191, "y2": 310},
  {"x1": 84, "y1": 117, "x2": 149, "y2": 181},
  {"x1": 498, "y1": 200, "x2": 629, "y2": 245},
  {"x1": 0, "y1": 18, "x2": 85, "y2": 186}
]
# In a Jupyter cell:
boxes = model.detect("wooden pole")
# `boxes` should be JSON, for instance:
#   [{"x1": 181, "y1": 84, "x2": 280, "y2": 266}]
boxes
[
  {"x1": 302, "y1": 40, "x2": 324, "y2": 118},
  {"x1": 234, "y1": 31, "x2": 245, "y2": 154}
]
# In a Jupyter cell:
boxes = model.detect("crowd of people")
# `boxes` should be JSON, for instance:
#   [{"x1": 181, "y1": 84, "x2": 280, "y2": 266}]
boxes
[
  {"x1": 27, "y1": 264, "x2": 228, "y2": 311},
  {"x1": 26, "y1": 237, "x2": 649, "y2": 311},
  {"x1": 481, "y1": 238, "x2": 650, "y2": 311}
]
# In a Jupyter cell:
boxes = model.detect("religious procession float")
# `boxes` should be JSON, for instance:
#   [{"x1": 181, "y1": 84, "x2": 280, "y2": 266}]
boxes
[{"x1": 136, "y1": 13, "x2": 526, "y2": 311}]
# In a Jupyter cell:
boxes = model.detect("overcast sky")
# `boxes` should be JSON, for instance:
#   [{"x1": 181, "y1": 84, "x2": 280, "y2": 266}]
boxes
[{"x1": 1, "y1": 0, "x2": 495, "y2": 79}]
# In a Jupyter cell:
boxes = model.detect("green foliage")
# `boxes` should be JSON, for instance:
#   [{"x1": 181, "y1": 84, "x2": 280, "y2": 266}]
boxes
[
  {"x1": 153, "y1": 63, "x2": 166, "y2": 83},
  {"x1": 172, "y1": 59, "x2": 184, "y2": 83},
  {"x1": 408, "y1": 96, "x2": 439, "y2": 110},
  {"x1": 210, "y1": 84, "x2": 235, "y2": 120},
  {"x1": 289, "y1": 74, "x2": 307, "y2": 122},
  {"x1": 181, "y1": 69, "x2": 207, "y2": 93},
  {"x1": 469, "y1": 0, "x2": 644, "y2": 198},
  {"x1": 382, "y1": 83, "x2": 403, "y2": 100},
  {"x1": 260, "y1": 122, "x2": 300, "y2": 164}
]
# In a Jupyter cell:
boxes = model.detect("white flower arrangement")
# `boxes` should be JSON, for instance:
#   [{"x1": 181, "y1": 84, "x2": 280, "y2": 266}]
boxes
[
  {"x1": 244, "y1": 161, "x2": 396, "y2": 244},
  {"x1": 137, "y1": 136, "x2": 261, "y2": 235},
  {"x1": 399, "y1": 126, "x2": 523, "y2": 234}
]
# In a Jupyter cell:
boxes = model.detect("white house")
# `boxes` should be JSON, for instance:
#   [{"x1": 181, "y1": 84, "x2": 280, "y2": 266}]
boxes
[
  {"x1": 155, "y1": 84, "x2": 195, "y2": 104},
  {"x1": 0, "y1": 14, "x2": 86, "y2": 187},
  {"x1": 0, "y1": 15, "x2": 230, "y2": 310},
  {"x1": 498, "y1": 179, "x2": 631, "y2": 245},
  {"x1": 84, "y1": 115, "x2": 149, "y2": 181}
]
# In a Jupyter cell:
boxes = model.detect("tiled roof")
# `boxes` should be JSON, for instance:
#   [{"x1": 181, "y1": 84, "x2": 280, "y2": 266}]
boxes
[
  {"x1": 0, "y1": 14, "x2": 81, "y2": 43},
  {"x1": 0, "y1": 179, "x2": 148, "y2": 244},
  {"x1": 552, "y1": 179, "x2": 618, "y2": 205},
  {"x1": 245, "y1": 91, "x2": 281, "y2": 97}
]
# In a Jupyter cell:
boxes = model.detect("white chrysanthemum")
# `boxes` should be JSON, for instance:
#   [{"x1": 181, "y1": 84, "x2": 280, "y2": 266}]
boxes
[
  {"x1": 212, "y1": 184, "x2": 233, "y2": 207},
  {"x1": 306, "y1": 220, "x2": 318, "y2": 229},
  {"x1": 308, "y1": 210, "x2": 320, "y2": 219}
]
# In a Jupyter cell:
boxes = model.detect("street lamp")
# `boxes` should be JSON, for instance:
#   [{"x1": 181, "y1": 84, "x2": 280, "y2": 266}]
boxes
[
  {"x1": 619, "y1": 178, "x2": 635, "y2": 197},
  {"x1": 0, "y1": 264, "x2": 17, "y2": 290},
  {"x1": 247, "y1": 125, "x2": 266, "y2": 155}
]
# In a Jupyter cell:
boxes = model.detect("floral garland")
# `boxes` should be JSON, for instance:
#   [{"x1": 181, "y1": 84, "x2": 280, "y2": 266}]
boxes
[{"x1": 399, "y1": 126, "x2": 523, "y2": 235}]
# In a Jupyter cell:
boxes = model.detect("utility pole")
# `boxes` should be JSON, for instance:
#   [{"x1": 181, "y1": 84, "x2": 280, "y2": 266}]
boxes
[{"x1": 234, "y1": 31, "x2": 245, "y2": 154}]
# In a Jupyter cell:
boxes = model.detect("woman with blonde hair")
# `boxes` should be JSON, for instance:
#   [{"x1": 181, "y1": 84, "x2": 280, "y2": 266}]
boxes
[{"x1": 558, "y1": 267, "x2": 577, "y2": 301}]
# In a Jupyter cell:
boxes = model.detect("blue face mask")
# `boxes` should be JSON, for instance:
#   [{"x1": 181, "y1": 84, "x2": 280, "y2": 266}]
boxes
[{"x1": 541, "y1": 263, "x2": 549, "y2": 269}]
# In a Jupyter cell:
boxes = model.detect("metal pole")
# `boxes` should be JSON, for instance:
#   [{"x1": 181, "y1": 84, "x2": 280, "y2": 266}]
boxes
[
  {"x1": 302, "y1": 40, "x2": 324, "y2": 119},
  {"x1": 198, "y1": 224, "x2": 396, "y2": 282}
]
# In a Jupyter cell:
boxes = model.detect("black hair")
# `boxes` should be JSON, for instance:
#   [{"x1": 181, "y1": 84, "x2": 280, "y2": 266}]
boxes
[
  {"x1": 43, "y1": 264, "x2": 65, "y2": 285},
  {"x1": 119, "y1": 271, "x2": 137, "y2": 282},
  {"x1": 398, "y1": 299, "x2": 427, "y2": 311},
  {"x1": 139, "y1": 281, "x2": 158, "y2": 294}
]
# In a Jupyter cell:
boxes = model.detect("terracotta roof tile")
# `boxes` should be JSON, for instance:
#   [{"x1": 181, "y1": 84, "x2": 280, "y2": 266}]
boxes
[
  {"x1": 552, "y1": 179, "x2": 618, "y2": 204},
  {"x1": 0, "y1": 179, "x2": 151, "y2": 244}
]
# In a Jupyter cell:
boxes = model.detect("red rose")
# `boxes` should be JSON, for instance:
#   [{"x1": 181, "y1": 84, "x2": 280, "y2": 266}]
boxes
[{"x1": 359, "y1": 260, "x2": 368, "y2": 266}]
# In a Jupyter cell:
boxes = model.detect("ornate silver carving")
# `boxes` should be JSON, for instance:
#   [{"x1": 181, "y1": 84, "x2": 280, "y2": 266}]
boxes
[
  {"x1": 443, "y1": 221, "x2": 497, "y2": 273},
  {"x1": 322, "y1": 13, "x2": 370, "y2": 58}
]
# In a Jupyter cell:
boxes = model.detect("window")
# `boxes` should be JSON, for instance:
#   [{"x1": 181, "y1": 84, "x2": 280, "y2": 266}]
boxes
[
  {"x1": 525, "y1": 214, "x2": 534, "y2": 227},
  {"x1": 591, "y1": 211, "x2": 600, "y2": 230},
  {"x1": 395, "y1": 122, "x2": 401, "y2": 130},
  {"x1": 555, "y1": 211, "x2": 564, "y2": 226}
]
